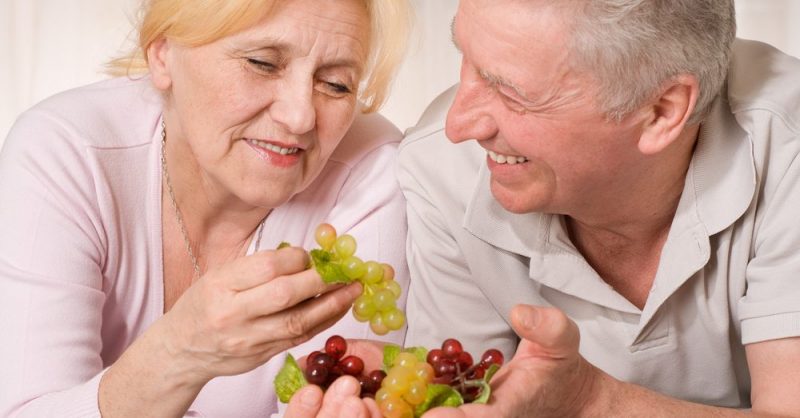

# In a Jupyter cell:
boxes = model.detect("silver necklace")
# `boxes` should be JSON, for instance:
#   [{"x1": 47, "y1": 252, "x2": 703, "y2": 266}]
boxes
[{"x1": 160, "y1": 120, "x2": 265, "y2": 279}]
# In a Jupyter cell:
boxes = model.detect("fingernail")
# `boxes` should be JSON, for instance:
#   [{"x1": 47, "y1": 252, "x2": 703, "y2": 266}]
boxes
[
  {"x1": 520, "y1": 306, "x2": 540, "y2": 329},
  {"x1": 300, "y1": 387, "x2": 321, "y2": 407},
  {"x1": 347, "y1": 282, "x2": 363, "y2": 297}
]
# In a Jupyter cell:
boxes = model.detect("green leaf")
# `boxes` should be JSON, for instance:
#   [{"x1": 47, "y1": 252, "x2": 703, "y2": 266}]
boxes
[
  {"x1": 273, "y1": 354, "x2": 308, "y2": 403},
  {"x1": 309, "y1": 249, "x2": 351, "y2": 284},
  {"x1": 276, "y1": 241, "x2": 291, "y2": 250},
  {"x1": 469, "y1": 363, "x2": 501, "y2": 405},
  {"x1": 382, "y1": 344, "x2": 402, "y2": 371},
  {"x1": 414, "y1": 383, "x2": 464, "y2": 417},
  {"x1": 484, "y1": 363, "x2": 500, "y2": 383},
  {"x1": 470, "y1": 380, "x2": 493, "y2": 404},
  {"x1": 404, "y1": 346, "x2": 429, "y2": 364}
]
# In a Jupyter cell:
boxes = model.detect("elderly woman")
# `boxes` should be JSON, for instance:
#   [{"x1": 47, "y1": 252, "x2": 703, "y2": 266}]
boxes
[{"x1": 0, "y1": 0, "x2": 410, "y2": 416}]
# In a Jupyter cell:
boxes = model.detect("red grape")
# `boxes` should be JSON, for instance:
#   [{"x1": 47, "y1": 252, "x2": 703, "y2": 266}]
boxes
[
  {"x1": 305, "y1": 364, "x2": 329, "y2": 386},
  {"x1": 325, "y1": 335, "x2": 347, "y2": 360},
  {"x1": 427, "y1": 348, "x2": 444, "y2": 365},
  {"x1": 310, "y1": 352, "x2": 336, "y2": 370},
  {"x1": 340, "y1": 355, "x2": 365, "y2": 376},
  {"x1": 441, "y1": 338, "x2": 463, "y2": 358},
  {"x1": 480, "y1": 349, "x2": 504, "y2": 367}
]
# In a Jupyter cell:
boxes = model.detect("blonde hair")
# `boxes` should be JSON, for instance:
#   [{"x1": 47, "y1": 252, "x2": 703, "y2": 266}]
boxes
[{"x1": 108, "y1": 0, "x2": 410, "y2": 113}]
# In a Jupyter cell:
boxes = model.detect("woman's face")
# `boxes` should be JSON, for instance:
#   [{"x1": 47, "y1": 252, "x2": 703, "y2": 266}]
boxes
[{"x1": 153, "y1": 0, "x2": 369, "y2": 210}]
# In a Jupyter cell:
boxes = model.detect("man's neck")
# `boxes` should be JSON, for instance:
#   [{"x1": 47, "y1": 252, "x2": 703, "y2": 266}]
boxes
[{"x1": 562, "y1": 123, "x2": 701, "y2": 308}]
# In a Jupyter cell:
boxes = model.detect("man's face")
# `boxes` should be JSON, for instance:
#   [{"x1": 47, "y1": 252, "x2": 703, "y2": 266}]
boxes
[{"x1": 447, "y1": 0, "x2": 647, "y2": 216}]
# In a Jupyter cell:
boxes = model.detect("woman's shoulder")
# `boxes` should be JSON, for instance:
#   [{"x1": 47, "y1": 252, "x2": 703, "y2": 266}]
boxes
[
  {"x1": 328, "y1": 111, "x2": 403, "y2": 166},
  {"x1": 9, "y1": 77, "x2": 162, "y2": 151}
]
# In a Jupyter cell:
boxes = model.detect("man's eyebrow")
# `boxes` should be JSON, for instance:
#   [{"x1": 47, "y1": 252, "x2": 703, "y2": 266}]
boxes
[
  {"x1": 480, "y1": 68, "x2": 534, "y2": 103},
  {"x1": 450, "y1": 17, "x2": 461, "y2": 52}
]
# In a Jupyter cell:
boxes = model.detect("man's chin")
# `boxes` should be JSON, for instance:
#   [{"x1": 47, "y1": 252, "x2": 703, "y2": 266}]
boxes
[{"x1": 490, "y1": 183, "x2": 541, "y2": 214}]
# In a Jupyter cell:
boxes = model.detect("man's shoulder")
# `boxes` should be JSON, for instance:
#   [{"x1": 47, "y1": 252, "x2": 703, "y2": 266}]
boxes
[
  {"x1": 399, "y1": 84, "x2": 479, "y2": 159},
  {"x1": 728, "y1": 39, "x2": 800, "y2": 130},
  {"x1": 398, "y1": 85, "x2": 484, "y2": 203}
]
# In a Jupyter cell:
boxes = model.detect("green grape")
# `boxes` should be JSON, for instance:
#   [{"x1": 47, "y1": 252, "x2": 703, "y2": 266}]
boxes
[
  {"x1": 370, "y1": 313, "x2": 390, "y2": 335},
  {"x1": 373, "y1": 288, "x2": 397, "y2": 312},
  {"x1": 314, "y1": 223, "x2": 337, "y2": 251},
  {"x1": 384, "y1": 280, "x2": 402, "y2": 298},
  {"x1": 383, "y1": 308, "x2": 406, "y2": 331},
  {"x1": 341, "y1": 256, "x2": 366, "y2": 280},
  {"x1": 382, "y1": 263, "x2": 395, "y2": 281},
  {"x1": 383, "y1": 366, "x2": 414, "y2": 394},
  {"x1": 375, "y1": 387, "x2": 392, "y2": 403},
  {"x1": 334, "y1": 234, "x2": 357, "y2": 258},
  {"x1": 362, "y1": 261, "x2": 384, "y2": 284},
  {"x1": 308, "y1": 223, "x2": 406, "y2": 338},
  {"x1": 404, "y1": 379, "x2": 428, "y2": 406},
  {"x1": 414, "y1": 362, "x2": 434, "y2": 382},
  {"x1": 379, "y1": 393, "x2": 413, "y2": 418},
  {"x1": 352, "y1": 294, "x2": 377, "y2": 321},
  {"x1": 392, "y1": 352, "x2": 418, "y2": 369}
]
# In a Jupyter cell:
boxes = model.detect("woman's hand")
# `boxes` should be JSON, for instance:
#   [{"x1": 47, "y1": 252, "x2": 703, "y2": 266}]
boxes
[
  {"x1": 284, "y1": 377, "x2": 382, "y2": 418},
  {"x1": 161, "y1": 246, "x2": 363, "y2": 383},
  {"x1": 285, "y1": 339, "x2": 387, "y2": 418}
]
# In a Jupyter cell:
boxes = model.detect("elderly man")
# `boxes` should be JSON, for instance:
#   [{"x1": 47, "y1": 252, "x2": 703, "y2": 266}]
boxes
[
  {"x1": 398, "y1": 0, "x2": 800, "y2": 416},
  {"x1": 284, "y1": 0, "x2": 800, "y2": 416}
]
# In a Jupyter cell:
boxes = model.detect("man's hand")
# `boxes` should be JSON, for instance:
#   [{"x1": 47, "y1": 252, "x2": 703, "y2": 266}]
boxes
[{"x1": 424, "y1": 304, "x2": 606, "y2": 418}]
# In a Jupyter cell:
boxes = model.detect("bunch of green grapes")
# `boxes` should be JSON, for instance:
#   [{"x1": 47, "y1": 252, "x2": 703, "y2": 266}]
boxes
[
  {"x1": 374, "y1": 352, "x2": 434, "y2": 418},
  {"x1": 313, "y1": 223, "x2": 405, "y2": 335}
]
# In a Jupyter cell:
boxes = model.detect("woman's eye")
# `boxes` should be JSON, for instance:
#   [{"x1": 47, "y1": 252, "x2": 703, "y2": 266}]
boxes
[
  {"x1": 317, "y1": 80, "x2": 353, "y2": 97},
  {"x1": 326, "y1": 82, "x2": 351, "y2": 94},
  {"x1": 247, "y1": 58, "x2": 277, "y2": 72}
]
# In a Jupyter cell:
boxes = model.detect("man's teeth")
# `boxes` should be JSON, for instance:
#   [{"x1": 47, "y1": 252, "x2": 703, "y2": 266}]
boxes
[
  {"x1": 247, "y1": 138, "x2": 299, "y2": 155},
  {"x1": 488, "y1": 150, "x2": 528, "y2": 165}
]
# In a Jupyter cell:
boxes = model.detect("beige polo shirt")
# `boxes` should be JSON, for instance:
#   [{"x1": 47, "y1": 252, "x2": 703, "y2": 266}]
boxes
[{"x1": 398, "y1": 39, "x2": 800, "y2": 408}]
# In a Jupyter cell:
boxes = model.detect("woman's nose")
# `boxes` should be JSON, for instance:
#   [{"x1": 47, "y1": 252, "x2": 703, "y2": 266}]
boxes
[{"x1": 270, "y1": 77, "x2": 316, "y2": 135}]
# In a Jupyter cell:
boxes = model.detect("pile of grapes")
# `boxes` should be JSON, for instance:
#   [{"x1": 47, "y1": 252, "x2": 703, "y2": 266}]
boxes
[
  {"x1": 275, "y1": 335, "x2": 505, "y2": 417},
  {"x1": 310, "y1": 223, "x2": 405, "y2": 335},
  {"x1": 303, "y1": 335, "x2": 387, "y2": 397}
]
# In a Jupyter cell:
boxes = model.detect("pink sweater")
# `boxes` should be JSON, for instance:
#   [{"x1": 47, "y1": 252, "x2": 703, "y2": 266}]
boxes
[{"x1": 0, "y1": 77, "x2": 408, "y2": 417}]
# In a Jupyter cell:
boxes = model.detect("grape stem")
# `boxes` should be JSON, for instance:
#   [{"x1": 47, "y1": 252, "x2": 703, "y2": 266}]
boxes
[{"x1": 451, "y1": 363, "x2": 480, "y2": 384}]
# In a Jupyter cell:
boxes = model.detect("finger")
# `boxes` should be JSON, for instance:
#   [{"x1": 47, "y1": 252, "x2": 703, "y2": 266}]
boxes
[
  {"x1": 238, "y1": 268, "x2": 340, "y2": 317},
  {"x1": 510, "y1": 304, "x2": 580, "y2": 359},
  {"x1": 216, "y1": 247, "x2": 310, "y2": 291},
  {"x1": 362, "y1": 397, "x2": 382, "y2": 418},
  {"x1": 316, "y1": 376, "x2": 367, "y2": 418},
  {"x1": 284, "y1": 385, "x2": 324, "y2": 418},
  {"x1": 424, "y1": 404, "x2": 491, "y2": 418},
  {"x1": 251, "y1": 283, "x2": 362, "y2": 343}
]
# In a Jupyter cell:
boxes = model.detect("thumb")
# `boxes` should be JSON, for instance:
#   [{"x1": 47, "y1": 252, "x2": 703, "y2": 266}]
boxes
[
  {"x1": 509, "y1": 304, "x2": 580, "y2": 359},
  {"x1": 284, "y1": 385, "x2": 323, "y2": 418}
]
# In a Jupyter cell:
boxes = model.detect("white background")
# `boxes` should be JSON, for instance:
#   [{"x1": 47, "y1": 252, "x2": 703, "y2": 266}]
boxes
[{"x1": 2, "y1": 0, "x2": 799, "y2": 148}]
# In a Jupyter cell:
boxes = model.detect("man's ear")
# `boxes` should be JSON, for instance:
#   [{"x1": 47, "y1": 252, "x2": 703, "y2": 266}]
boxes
[
  {"x1": 147, "y1": 37, "x2": 172, "y2": 91},
  {"x1": 638, "y1": 74, "x2": 699, "y2": 155}
]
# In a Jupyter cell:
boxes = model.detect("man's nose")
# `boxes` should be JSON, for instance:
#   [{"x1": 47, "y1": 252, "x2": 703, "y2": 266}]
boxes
[{"x1": 445, "y1": 60, "x2": 498, "y2": 144}]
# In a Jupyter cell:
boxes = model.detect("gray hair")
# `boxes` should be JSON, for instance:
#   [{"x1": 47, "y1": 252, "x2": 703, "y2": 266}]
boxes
[{"x1": 565, "y1": 0, "x2": 736, "y2": 124}]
